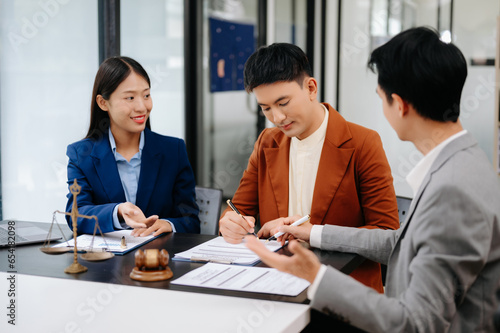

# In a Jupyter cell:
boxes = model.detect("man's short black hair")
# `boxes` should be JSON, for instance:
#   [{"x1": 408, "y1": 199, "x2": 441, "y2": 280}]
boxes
[
  {"x1": 244, "y1": 43, "x2": 313, "y2": 92},
  {"x1": 368, "y1": 26, "x2": 467, "y2": 122}
]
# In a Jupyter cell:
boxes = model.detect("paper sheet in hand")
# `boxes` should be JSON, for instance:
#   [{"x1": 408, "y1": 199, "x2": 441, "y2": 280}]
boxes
[
  {"x1": 171, "y1": 262, "x2": 310, "y2": 296},
  {"x1": 172, "y1": 236, "x2": 282, "y2": 265},
  {"x1": 52, "y1": 230, "x2": 157, "y2": 255}
]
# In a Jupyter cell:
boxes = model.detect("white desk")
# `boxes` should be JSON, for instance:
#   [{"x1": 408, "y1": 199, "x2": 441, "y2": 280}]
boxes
[{"x1": 0, "y1": 272, "x2": 310, "y2": 333}]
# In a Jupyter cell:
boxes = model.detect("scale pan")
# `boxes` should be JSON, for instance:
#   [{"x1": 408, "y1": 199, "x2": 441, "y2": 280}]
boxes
[
  {"x1": 81, "y1": 252, "x2": 115, "y2": 261},
  {"x1": 40, "y1": 247, "x2": 72, "y2": 255}
]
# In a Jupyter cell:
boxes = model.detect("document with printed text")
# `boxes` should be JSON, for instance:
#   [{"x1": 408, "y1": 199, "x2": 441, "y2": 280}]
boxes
[
  {"x1": 52, "y1": 230, "x2": 158, "y2": 255},
  {"x1": 172, "y1": 236, "x2": 283, "y2": 265},
  {"x1": 171, "y1": 262, "x2": 310, "y2": 296}
]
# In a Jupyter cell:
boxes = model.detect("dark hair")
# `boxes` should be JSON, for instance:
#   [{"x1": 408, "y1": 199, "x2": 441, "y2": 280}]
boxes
[
  {"x1": 368, "y1": 26, "x2": 467, "y2": 122},
  {"x1": 244, "y1": 43, "x2": 313, "y2": 92},
  {"x1": 85, "y1": 56, "x2": 151, "y2": 139}
]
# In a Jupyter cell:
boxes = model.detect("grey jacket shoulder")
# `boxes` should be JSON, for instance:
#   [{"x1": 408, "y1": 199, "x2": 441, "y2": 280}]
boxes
[{"x1": 422, "y1": 133, "x2": 500, "y2": 216}]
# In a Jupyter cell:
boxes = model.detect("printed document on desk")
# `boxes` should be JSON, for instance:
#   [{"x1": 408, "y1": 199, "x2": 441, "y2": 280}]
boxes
[
  {"x1": 171, "y1": 262, "x2": 310, "y2": 296},
  {"x1": 172, "y1": 236, "x2": 282, "y2": 265},
  {"x1": 52, "y1": 230, "x2": 158, "y2": 255}
]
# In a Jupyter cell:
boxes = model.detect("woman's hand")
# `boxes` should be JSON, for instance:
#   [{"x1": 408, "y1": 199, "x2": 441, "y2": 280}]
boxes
[
  {"x1": 118, "y1": 202, "x2": 158, "y2": 229},
  {"x1": 131, "y1": 219, "x2": 173, "y2": 237}
]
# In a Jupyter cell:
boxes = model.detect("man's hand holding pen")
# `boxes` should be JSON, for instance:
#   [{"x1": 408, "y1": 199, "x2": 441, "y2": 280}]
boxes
[
  {"x1": 257, "y1": 216, "x2": 295, "y2": 239},
  {"x1": 259, "y1": 215, "x2": 313, "y2": 246},
  {"x1": 220, "y1": 210, "x2": 256, "y2": 244}
]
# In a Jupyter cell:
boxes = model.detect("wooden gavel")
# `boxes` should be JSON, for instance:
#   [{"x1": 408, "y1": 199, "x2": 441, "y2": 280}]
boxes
[{"x1": 134, "y1": 249, "x2": 169, "y2": 270}]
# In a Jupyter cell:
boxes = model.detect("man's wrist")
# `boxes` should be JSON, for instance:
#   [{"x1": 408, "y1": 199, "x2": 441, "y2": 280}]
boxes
[
  {"x1": 307, "y1": 264, "x2": 327, "y2": 300},
  {"x1": 309, "y1": 225, "x2": 324, "y2": 248}
]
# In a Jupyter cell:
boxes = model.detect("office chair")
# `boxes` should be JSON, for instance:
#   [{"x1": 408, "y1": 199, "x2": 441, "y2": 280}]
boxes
[
  {"x1": 381, "y1": 195, "x2": 413, "y2": 285},
  {"x1": 195, "y1": 186, "x2": 223, "y2": 235}
]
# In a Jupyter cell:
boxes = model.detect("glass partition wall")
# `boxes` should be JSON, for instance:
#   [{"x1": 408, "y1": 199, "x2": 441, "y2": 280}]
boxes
[
  {"x1": 2, "y1": 0, "x2": 495, "y2": 220},
  {"x1": 0, "y1": 0, "x2": 186, "y2": 222},
  {"x1": 121, "y1": 0, "x2": 185, "y2": 139},
  {"x1": 198, "y1": 0, "x2": 310, "y2": 199},
  {"x1": 0, "y1": 1, "x2": 99, "y2": 221},
  {"x1": 336, "y1": 0, "x2": 498, "y2": 197},
  {"x1": 0, "y1": 0, "x2": 310, "y2": 220},
  {"x1": 197, "y1": 0, "x2": 258, "y2": 198}
]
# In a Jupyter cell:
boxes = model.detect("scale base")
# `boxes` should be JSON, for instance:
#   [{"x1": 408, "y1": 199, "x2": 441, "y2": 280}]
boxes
[{"x1": 64, "y1": 262, "x2": 88, "y2": 274}]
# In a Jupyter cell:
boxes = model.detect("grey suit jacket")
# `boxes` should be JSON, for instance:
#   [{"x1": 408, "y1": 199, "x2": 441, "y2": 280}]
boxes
[{"x1": 310, "y1": 133, "x2": 500, "y2": 332}]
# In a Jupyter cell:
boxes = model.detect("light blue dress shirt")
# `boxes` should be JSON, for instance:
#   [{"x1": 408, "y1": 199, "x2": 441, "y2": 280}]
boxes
[{"x1": 110, "y1": 129, "x2": 144, "y2": 229}]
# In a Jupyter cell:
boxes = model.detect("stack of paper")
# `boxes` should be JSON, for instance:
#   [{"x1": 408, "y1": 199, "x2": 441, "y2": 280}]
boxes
[{"x1": 172, "y1": 236, "x2": 282, "y2": 265}]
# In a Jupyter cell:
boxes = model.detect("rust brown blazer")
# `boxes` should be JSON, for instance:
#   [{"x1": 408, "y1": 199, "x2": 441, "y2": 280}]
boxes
[{"x1": 222, "y1": 103, "x2": 399, "y2": 292}]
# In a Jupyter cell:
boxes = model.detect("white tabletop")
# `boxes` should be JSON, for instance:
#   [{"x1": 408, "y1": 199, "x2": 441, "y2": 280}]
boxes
[{"x1": 0, "y1": 272, "x2": 310, "y2": 332}]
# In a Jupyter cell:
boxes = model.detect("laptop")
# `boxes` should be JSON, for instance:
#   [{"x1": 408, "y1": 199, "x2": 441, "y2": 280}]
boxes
[{"x1": 0, "y1": 220, "x2": 62, "y2": 248}]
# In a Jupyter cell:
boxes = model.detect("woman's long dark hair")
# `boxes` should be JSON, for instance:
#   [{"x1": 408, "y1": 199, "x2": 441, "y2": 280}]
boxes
[{"x1": 85, "y1": 56, "x2": 151, "y2": 139}]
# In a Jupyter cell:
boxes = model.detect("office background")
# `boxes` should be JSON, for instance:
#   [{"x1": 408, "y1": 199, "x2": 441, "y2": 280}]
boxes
[{"x1": 0, "y1": 0, "x2": 498, "y2": 223}]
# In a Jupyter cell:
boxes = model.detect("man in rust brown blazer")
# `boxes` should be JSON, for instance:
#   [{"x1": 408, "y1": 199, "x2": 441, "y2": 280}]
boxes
[{"x1": 219, "y1": 43, "x2": 398, "y2": 292}]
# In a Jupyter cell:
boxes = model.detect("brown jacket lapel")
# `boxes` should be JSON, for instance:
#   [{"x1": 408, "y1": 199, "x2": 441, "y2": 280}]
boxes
[
  {"x1": 264, "y1": 130, "x2": 291, "y2": 218},
  {"x1": 311, "y1": 104, "x2": 355, "y2": 225}
]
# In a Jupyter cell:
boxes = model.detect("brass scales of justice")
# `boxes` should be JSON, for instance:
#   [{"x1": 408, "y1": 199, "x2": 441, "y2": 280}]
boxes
[{"x1": 39, "y1": 179, "x2": 114, "y2": 273}]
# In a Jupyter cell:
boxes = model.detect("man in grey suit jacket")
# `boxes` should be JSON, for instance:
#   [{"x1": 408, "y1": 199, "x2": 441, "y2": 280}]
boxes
[{"x1": 246, "y1": 27, "x2": 500, "y2": 332}]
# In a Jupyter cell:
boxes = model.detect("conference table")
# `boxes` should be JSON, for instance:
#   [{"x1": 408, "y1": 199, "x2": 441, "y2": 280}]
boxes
[{"x1": 0, "y1": 221, "x2": 365, "y2": 332}]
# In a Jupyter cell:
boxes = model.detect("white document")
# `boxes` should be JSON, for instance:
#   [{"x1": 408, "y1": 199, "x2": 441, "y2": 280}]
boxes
[
  {"x1": 52, "y1": 230, "x2": 156, "y2": 254},
  {"x1": 172, "y1": 236, "x2": 282, "y2": 265},
  {"x1": 171, "y1": 262, "x2": 310, "y2": 296}
]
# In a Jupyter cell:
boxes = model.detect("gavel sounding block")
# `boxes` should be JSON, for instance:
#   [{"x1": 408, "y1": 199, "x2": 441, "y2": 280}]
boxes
[{"x1": 130, "y1": 249, "x2": 173, "y2": 281}]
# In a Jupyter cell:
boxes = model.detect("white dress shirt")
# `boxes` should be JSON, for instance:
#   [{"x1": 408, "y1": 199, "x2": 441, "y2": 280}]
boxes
[
  {"x1": 288, "y1": 105, "x2": 328, "y2": 217},
  {"x1": 406, "y1": 130, "x2": 467, "y2": 196}
]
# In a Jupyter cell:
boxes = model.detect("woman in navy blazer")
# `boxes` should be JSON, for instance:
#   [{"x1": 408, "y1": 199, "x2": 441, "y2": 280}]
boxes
[{"x1": 66, "y1": 56, "x2": 200, "y2": 235}]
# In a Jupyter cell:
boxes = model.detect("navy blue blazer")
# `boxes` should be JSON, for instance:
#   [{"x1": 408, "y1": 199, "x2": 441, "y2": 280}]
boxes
[{"x1": 65, "y1": 128, "x2": 200, "y2": 234}]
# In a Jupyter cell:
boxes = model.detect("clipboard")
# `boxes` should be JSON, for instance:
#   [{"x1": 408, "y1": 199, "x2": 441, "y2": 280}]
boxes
[{"x1": 51, "y1": 230, "x2": 160, "y2": 255}]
